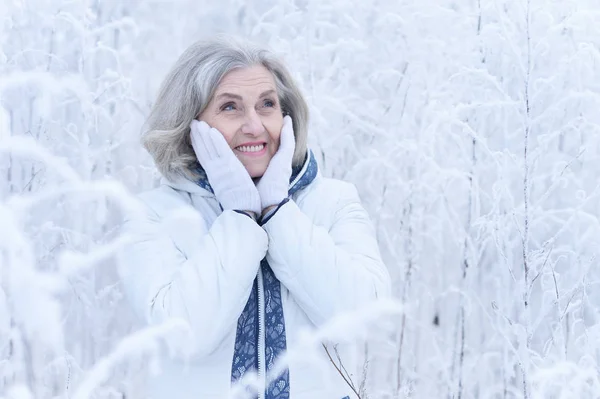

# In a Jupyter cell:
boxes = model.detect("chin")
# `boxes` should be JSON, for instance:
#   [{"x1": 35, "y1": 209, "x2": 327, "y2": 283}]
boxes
[{"x1": 245, "y1": 165, "x2": 267, "y2": 179}]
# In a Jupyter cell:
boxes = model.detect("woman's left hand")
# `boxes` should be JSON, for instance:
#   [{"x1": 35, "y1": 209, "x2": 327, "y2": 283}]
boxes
[{"x1": 256, "y1": 115, "x2": 295, "y2": 211}]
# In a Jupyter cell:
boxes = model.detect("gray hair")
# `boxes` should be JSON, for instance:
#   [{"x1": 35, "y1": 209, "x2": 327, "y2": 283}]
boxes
[{"x1": 142, "y1": 34, "x2": 310, "y2": 180}]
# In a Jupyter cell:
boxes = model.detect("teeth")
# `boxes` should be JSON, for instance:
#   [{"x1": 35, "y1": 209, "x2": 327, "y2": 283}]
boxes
[{"x1": 237, "y1": 144, "x2": 265, "y2": 153}]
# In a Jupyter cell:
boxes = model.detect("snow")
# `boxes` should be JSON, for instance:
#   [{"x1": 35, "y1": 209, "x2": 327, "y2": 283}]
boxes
[{"x1": 1, "y1": 0, "x2": 600, "y2": 397}]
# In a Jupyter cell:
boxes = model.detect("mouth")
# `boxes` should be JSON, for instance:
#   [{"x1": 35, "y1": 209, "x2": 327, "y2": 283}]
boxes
[{"x1": 234, "y1": 142, "x2": 267, "y2": 156}]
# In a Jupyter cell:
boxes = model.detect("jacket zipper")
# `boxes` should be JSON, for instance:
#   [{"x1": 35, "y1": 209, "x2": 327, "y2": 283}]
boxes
[{"x1": 257, "y1": 267, "x2": 266, "y2": 399}]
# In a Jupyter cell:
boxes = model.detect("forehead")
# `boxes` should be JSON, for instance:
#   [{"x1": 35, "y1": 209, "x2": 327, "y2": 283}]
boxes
[{"x1": 216, "y1": 65, "x2": 277, "y2": 94}]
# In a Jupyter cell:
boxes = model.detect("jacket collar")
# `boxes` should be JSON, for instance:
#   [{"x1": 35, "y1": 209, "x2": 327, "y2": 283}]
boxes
[
  {"x1": 288, "y1": 149, "x2": 318, "y2": 196},
  {"x1": 160, "y1": 150, "x2": 318, "y2": 197}
]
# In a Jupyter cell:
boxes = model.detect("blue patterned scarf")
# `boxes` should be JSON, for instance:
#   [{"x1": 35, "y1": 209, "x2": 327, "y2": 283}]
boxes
[{"x1": 195, "y1": 150, "x2": 318, "y2": 398}]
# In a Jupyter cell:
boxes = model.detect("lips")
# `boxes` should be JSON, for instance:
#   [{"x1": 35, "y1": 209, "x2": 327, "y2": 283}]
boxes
[{"x1": 236, "y1": 143, "x2": 265, "y2": 153}]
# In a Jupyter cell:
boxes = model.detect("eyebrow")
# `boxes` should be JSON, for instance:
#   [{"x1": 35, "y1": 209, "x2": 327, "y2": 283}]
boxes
[{"x1": 215, "y1": 89, "x2": 277, "y2": 102}]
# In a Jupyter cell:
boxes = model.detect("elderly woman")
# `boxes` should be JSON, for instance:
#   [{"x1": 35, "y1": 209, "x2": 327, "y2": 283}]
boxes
[{"x1": 118, "y1": 35, "x2": 391, "y2": 399}]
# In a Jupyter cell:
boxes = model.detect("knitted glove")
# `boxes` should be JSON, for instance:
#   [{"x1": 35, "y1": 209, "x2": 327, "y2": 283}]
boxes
[
  {"x1": 190, "y1": 120, "x2": 261, "y2": 216},
  {"x1": 256, "y1": 116, "x2": 296, "y2": 209}
]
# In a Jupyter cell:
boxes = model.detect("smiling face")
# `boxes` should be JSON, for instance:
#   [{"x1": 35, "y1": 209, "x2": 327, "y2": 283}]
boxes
[{"x1": 198, "y1": 65, "x2": 284, "y2": 178}]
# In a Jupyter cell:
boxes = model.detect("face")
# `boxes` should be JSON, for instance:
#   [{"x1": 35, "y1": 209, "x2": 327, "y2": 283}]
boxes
[{"x1": 199, "y1": 65, "x2": 284, "y2": 178}]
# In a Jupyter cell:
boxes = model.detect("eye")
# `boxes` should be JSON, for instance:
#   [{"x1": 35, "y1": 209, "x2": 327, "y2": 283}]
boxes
[
  {"x1": 220, "y1": 102, "x2": 236, "y2": 111},
  {"x1": 263, "y1": 99, "x2": 276, "y2": 108}
]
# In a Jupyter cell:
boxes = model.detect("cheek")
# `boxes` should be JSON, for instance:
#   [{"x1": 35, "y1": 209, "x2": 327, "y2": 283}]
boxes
[
  {"x1": 204, "y1": 118, "x2": 237, "y2": 146},
  {"x1": 265, "y1": 119, "x2": 284, "y2": 149},
  {"x1": 270, "y1": 130, "x2": 282, "y2": 149},
  {"x1": 219, "y1": 127, "x2": 237, "y2": 146}
]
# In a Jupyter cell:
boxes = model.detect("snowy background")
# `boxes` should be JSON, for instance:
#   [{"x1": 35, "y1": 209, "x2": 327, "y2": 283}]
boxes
[{"x1": 2, "y1": 0, "x2": 600, "y2": 398}]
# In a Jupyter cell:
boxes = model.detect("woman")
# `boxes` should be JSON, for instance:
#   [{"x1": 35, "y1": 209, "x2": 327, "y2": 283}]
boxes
[{"x1": 117, "y1": 35, "x2": 391, "y2": 399}]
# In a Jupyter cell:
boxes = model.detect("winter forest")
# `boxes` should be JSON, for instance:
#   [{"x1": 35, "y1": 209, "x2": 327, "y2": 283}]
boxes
[{"x1": 1, "y1": 0, "x2": 600, "y2": 398}]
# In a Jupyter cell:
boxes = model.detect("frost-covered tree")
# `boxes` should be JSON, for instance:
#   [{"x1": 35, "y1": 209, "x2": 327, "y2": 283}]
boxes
[{"x1": 1, "y1": 0, "x2": 599, "y2": 397}]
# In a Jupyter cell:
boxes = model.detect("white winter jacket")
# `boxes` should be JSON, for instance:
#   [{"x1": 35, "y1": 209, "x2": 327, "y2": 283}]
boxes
[{"x1": 117, "y1": 154, "x2": 391, "y2": 399}]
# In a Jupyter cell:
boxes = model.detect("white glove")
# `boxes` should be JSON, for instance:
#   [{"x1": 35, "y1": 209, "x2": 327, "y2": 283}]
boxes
[
  {"x1": 256, "y1": 115, "x2": 296, "y2": 209},
  {"x1": 190, "y1": 120, "x2": 261, "y2": 216}
]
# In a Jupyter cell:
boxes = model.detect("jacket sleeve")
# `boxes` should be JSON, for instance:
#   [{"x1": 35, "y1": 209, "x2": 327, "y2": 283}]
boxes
[
  {"x1": 261, "y1": 182, "x2": 391, "y2": 326},
  {"x1": 116, "y1": 196, "x2": 268, "y2": 358}
]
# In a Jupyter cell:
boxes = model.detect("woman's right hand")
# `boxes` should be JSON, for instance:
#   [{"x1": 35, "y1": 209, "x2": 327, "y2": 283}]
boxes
[{"x1": 190, "y1": 120, "x2": 261, "y2": 216}]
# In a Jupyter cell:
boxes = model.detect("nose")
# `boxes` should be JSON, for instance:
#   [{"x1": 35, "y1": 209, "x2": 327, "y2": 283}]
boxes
[{"x1": 240, "y1": 109, "x2": 264, "y2": 136}]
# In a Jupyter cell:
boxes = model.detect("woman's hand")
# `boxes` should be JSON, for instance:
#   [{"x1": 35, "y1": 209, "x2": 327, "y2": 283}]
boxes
[
  {"x1": 256, "y1": 115, "x2": 296, "y2": 212},
  {"x1": 190, "y1": 120, "x2": 261, "y2": 216}
]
